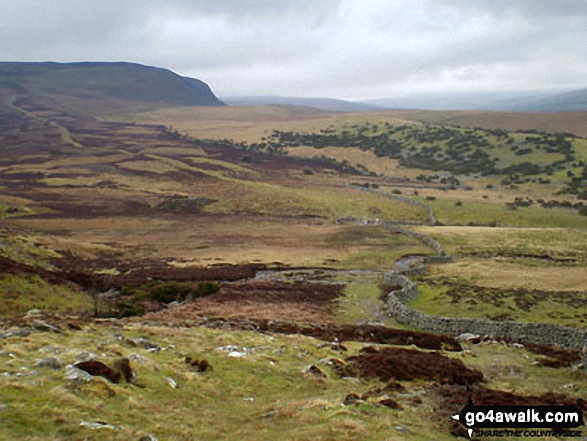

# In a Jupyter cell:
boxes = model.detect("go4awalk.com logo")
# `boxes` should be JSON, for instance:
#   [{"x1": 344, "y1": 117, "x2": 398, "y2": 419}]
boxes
[{"x1": 452, "y1": 394, "x2": 585, "y2": 438}]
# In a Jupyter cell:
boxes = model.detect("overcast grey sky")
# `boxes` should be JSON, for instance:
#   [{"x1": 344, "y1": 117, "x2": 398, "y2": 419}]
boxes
[{"x1": 1, "y1": 0, "x2": 585, "y2": 100}]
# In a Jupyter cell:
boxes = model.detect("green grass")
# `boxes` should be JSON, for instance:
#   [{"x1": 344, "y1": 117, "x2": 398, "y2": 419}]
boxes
[
  {"x1": 0, "y1": 323, "x2": 455, "y2": 441},
  {"x1": 0, "y1": 201, "x2": 31, "y2": 218},
  {"x1": 0, "y1": 274, "x2": 92, "y2": 317},
  {"x1": 0, "y1": 232, "x2": 61, "y2": 270},
  {"x1": 1, "y1": 321, "x2": 584, "y2": 440},
  {"x1": 335, "y1": 281, "x2": 411, "y2": 330},
  {"x1": 408, "y1": 278, "x2": 587, "y2": 328},
  {"x1": 425, "y1": 197, "x2": 587, "y2": 228},
  {"x1": 416, "y1": 226, "x2": 587, "y2": 262}
]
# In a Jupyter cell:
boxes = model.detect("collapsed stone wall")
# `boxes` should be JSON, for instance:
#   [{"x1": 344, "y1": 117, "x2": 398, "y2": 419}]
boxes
[
  {"x1": 384, "y1": 274, "x2": 587, "y2": 351},
  {"x1": 337, "y1": 199, "x2": 587, "y2": 354}
]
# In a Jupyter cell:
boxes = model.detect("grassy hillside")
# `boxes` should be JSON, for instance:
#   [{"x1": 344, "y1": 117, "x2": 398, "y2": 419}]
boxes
[
  {"x1": 1, "y1": 92, "x2": 586, "y2": 440},
  {"x1": 0, "y1": 62, "x2": 223, "y2": 117},
  {"x1": 376, "y1": 109, "x2": 587, "y2": 138}
]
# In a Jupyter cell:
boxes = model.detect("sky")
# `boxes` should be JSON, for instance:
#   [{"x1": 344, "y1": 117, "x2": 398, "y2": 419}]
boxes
[{"x1": 0, "y1": 0, "x2": 586, "y2": 100}]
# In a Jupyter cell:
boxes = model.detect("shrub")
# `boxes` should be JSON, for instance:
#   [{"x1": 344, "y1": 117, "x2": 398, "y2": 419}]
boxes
[
  {"x1": 192, "y1": 282, "x2": 220, "y2": 298},
  {"x1": 115, "y1": 299, "x2": 145, "y2": 318},
  {"x1": 148, "y1": 282, "x2": 195, "y2": 303},
  {"x1": 138, "y1": 281, "x2": 221, "y2": 303}
]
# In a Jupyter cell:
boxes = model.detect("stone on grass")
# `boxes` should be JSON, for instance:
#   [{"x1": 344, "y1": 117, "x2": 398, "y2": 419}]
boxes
[
  {"x1": 80, "y1": 421, "x2": 121, "y2": 430},
  {"x1": 34, "y1": 357, "x2": 63, "y2": 369},
  {"x1": 128, "y1": 353, "x2": 146, "y2": 364},
  {"x1": 75, "y1": 352, "x2": 97, "y2": 362},
  {"x1": 0, "y1": 328, "x2": 30, "y2": 339},
  {"x1": 65, "y1": 365, "x2": 93, "y2": 383},
  {"x1": 30, "y1": 320, "x2": 64, "y2": 334},
  {"x1": 129, "y1": 338, "x2": 160, "y2": 352},
  {"x1": 456, "y1": 333, "x2": 480, "y2": 343}
]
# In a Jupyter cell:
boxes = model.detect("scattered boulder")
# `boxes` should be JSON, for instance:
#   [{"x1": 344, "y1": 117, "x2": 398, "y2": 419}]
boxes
[
  {"x1": 138, "y1": 436, "x2": 158, "y2": 441},
  {"x1": 34, "y1": 357, "x2": 63, "y2": 370},
  {"x1": 25, "y1": 309, "x2": 43, "y2": 317},
  {"x1": 80, "y1": 421, "x2": 121, "y2": 430},
  {"x1": 128, "y1": 338, "x2": 160, "y2": 352},
  {"x1": 39, "y1": 346, "x2": 60, "y2": 354},
  {"x1": 0, "y1": 328, "x2": 30, "y2": 339},
  {"x1": 74, "y1": 361, "x2": 122, "y2": 384},
  {"x1": 456, "y1": 333, "x2": 481, "y2": 344},
  {"x1": 166, "y1": 377, "x2": 178, "y2": 389},
  {"x1": 128, "y1": 353, "x2": 147, "y2": 364},
  {"x1": 75, "y1": 352, "x2": 97, "y2": 363},
  {"x1": 30, "y1": 320, "x2": 64, "y2": 334},
  {"x1": 64, "y1": 365, "x2": 93, "y2": 383},
  {"x1": 228, "y1": 349, "x2": 249, "y2": 358}
]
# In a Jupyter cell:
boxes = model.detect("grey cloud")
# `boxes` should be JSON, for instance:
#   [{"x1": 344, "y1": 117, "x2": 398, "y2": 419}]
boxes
[{"x1": 0, "y1": 0, "x2": 585, "y2": 99}]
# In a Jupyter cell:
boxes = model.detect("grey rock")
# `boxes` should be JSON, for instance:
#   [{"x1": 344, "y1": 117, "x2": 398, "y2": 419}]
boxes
[
  {"x1": 34, "y1": 357, "x2": 63, "y2": 369},
  {"x1": 25, "y1": 309, "x2": 43, "y2": 316},
  {"x1": 0, "y1": 403, "x2": 8, "y2": 410},
  {"x1": 138, "y1": 436, "x2": 158, "y2": 441},
  {"x1": 0, "y1": 328, "x2": 30, "y2": 339},
  {"x1": 167, "y1": 301, "x2": 181, "y2": 309},
  {"x1": 260, "y1": 410, "x2": 279, "y2": 418},
  {"x1": 130, "y1": 338, "x2": 160, "y2": 351},
  {"x1": 38, "y1": 346, "x2": 60, "y2": 354},
  {"x1": 64, "y1": 365, "x2": 92, "y2": 383},
  {"x1": 128, "y1": 353, "x2": 147, "y2": 364},
  {"x1": 395, "y1": 426, "x2": 409, "y2": 434},
  {"x1": 80, "y1": 421, "x2": 121, "y2": 430},
  {"x1": 0, "y1": 352, "x2": 16, "y2": 358},
  {"x1": 75, "y1": 351, "x2": 98, "y2": 362},
  {"x1": 30, "y1": 320, "x2": 64, "y2": 334},
  {"x1": 456, "y1": 333, "x2": 480, "y2": 343}
]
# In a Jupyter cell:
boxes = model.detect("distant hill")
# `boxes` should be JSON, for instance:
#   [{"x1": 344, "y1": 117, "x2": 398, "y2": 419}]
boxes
[
  {"x1": 363, "y1": 91, "x2": 558, "y2": 111},
  {"x1": 515, "y1": 88, "x2": 587, "y2": 112},
  {"x1": 0, "y1": 62, "x2": 224, "y2": 115},
  {"x1": 363, "y1": 88, "x2": 587, "y2": 112},
  {"x1": 223, "y1": 95, "x2": 383, "y2": 113}
]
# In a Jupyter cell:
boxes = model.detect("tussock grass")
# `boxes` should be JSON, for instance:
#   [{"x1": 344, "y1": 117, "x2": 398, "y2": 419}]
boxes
[
  {"x1": 0, "y1": 274, "x2": 92, "y2": 317},
  {"x1": 1, "y1": 321, "x2": 583, "y2": 440},
  {"x1": 415, "y1": 226, "x2": 587, "y2": 261}
]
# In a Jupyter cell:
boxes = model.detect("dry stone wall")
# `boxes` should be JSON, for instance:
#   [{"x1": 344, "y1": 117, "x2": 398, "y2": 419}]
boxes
[
  {"x1": 339, "y1": 192, "x2": 587, "y2": 354},
  {"x1": 384, "y1": 269, "x2": 587, "y2": 351}
]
